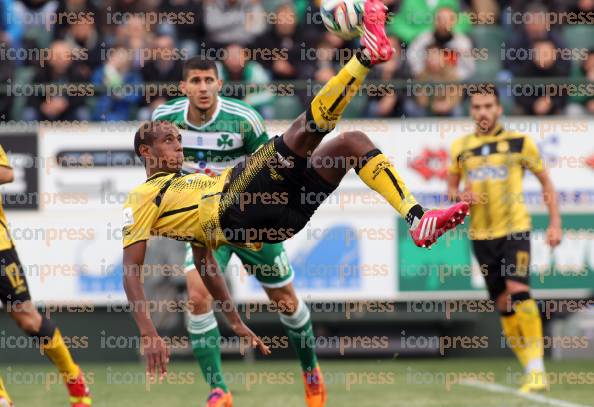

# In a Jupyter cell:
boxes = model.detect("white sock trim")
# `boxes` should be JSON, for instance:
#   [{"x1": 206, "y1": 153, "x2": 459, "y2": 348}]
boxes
[
  {"x1": 526, "y1": 358, "x2": 545, "y2": 374},
  {"x1": 279, "y1": 299, "x2": 310, "y2": 330},
  {"x1": 187, "y1": 310, "x2": 218, "y2": 334}
]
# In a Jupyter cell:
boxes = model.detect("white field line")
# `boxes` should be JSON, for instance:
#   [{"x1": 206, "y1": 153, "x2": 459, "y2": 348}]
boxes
[{"x1": 459, "y1": 379, "x2": 592, "y2": 407}]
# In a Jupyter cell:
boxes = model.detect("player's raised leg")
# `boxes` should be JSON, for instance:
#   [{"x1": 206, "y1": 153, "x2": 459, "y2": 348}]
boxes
[
  {"x1": 308, "y1": 131, "x2": 469, "y2": 247},
  {"x1": 0, "y1": 376, "x2": 13, "y2": 407},
  {"x1": 282, "y1": 0, "x2": 393, "y2": 158},
  {"x1": 185, "y1": 258, "x2": 233, "y2": 407}
]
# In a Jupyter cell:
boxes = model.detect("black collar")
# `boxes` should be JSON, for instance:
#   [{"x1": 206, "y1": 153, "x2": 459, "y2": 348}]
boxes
[{"x1": 146, "y1": 171, "x2": 180, "y2": 182}]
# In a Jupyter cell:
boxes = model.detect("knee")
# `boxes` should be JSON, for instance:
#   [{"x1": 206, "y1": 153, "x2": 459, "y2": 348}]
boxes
[
  {"x1": 187, "y1": 290, "x2": 213, "y2": 314},
  {"x1": 12, "y1": 310, "x2": 42, "y2": 334},
  {"x1": 337, "y1": 131, "x2": 374, "y2": 155},
  {"x1": 272, "y1": 292, "x2": 299, "y2": 315},
  {"x1": 338, "y1": 130, "x2": 370, "y2": 145}
]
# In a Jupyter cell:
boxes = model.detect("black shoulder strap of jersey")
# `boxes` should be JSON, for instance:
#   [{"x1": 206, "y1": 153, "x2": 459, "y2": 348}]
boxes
[{"x1": 154, "y1": 172, "x2": 182, "y2": 207}]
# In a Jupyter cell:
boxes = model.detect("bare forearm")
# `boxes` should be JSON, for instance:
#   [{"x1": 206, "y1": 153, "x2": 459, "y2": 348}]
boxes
[
  {"x1": 123, "y1": 271, "x2": 157, "y2": 336},
  {"x1": 194, "y1": 249, "x2": 243, "y2": 326},
  {"x1": 542, "y1": 179, "x2": 561, "y2": 226},
  {"x1": 447, "y1": 174, "x2": 461, "y2": 202}
]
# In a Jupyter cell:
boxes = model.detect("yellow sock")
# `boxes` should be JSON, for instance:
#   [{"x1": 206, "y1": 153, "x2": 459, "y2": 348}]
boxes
[
  {"x1": 501, "y1": 313, "x2": 530, "y2": 368},
  {"x1": 514, "y1": 299, "x2": 545, "y2": 373},
  {"x1": 41, "y1": 328, "x2": 80, "y2": 382},
  {"x1": 357, "y1": 153, "x2": 419, "y2": 218},
  {"x1": 309, "y1": 55, "x2": 369, "y2": 133},
  {"x1": 0, "y1": 376, "x2": 12, "y2": 404}
]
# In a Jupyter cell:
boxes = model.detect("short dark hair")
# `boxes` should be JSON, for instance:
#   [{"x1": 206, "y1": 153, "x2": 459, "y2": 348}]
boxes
[
  {"x1": 134, "y1": 121, "x2": 170, "y2": 157},
  {"x1": 467, "y1": 83, "x2": 500, "y2": 103},
  {"x1": 182, "y1": 56, "x2": 218, "y2": 80}
]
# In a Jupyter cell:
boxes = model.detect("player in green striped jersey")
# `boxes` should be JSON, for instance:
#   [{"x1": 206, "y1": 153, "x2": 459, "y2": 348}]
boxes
[{"x1": 152, "y1": 57, "x2": 325, "y2": 407}]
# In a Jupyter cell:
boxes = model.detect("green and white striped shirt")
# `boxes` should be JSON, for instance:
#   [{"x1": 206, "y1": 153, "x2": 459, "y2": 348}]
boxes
[{"x1": 151, "y1": 96, "x2": 270, "y2": 175}]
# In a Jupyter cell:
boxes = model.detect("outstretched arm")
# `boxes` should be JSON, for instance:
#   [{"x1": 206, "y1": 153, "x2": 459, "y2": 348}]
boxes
[
  {"x1": 447, "y1": 173, "x2": 461, "y2": 202},
  {"x1": 447, "y1": 173, "x2": 480, "y2": 205},
  {"x1": 0, "y1": 166, "x2": 14, "y2": 185},
  {"x1": 192, "y1": 245, "x2": 270, "y2": 355},
  {"x1": 123, "y1": 241, "x2": 170, "y2": 378}
]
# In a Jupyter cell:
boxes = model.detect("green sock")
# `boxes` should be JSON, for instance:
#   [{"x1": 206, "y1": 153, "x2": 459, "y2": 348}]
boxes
[
  {"x1": 188, "y1": 311, "x2": 228, "y2": 392},
  {"x1": 280, "y1": 299, "x2": 318, "y2": 372}
]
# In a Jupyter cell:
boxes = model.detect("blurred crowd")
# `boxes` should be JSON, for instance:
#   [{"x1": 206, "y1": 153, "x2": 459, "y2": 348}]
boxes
[{"x1": 0, "y1": 0, "x2": 593, "y2": 122}]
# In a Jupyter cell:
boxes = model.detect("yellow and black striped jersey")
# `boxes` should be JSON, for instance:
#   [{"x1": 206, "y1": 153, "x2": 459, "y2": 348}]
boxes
[
  {"x1": 449, "y1": 125, "x2": 544, "y2": 240},
  {"x1": 122, "y1": 169, "x2": 232, "y2": 250},
  {"x1": 0, "y1": 145, "x2": 14, "y2": 251}
]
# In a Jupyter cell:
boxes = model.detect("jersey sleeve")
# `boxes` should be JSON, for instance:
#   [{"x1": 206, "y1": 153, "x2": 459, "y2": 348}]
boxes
[
  {"x1": 122, "y1": 189, "x2": 159, "y2": 248},
  {"x1": 151, "y1": 106, "x2": 164, "y2": 121},
  {"x1": 242, "y1": 108, "x2": 270, "y2": 154},
  {"x1": 151, "y1": 99, "x2": 185, "y2": 121},
  {"x1": 0, "y1": 145, "x2": 12, "y2": 168},
  {"x1": 521, "y1": 136, "x2": 544, "y2": 174},
  {"x1": 448, "y1": 139, "x2": 462, "y2": 176}
]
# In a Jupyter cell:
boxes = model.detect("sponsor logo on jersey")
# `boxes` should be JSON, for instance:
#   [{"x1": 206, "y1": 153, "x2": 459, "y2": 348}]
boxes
[
  {"x1": 217, "y1": 134, "x2": 234, "y2": 149},
  {"x1": 123, "y1": 207, "x2": 134, "y2": 227},
  {"x1": 467, "y1": 165, "x2": 509, "y2": 181}
]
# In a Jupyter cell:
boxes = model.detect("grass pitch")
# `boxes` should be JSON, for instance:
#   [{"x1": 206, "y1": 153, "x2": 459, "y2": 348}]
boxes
[{"x1": 3, "y1": 358, "x2": 593, "y2": 407}]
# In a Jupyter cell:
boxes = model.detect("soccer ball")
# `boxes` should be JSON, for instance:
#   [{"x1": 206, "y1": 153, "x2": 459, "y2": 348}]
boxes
[{"x1": 320, "y1": 0, "x2": 365, "y2": 40}]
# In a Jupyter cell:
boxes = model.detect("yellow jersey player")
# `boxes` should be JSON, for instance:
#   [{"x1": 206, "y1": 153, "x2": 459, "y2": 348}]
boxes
[
  {"x1": 153, "y1": 55, "x2": 329, "y2": 407},
  {"x1": 447, "y1": 85, "x2": 562, "y2": 393},
  {"x1": 122, "y1": 0, "x2": 470, "y2": 379},
  {"x1": 0, "y1": 145, "x2": 91, "y2": 407}
]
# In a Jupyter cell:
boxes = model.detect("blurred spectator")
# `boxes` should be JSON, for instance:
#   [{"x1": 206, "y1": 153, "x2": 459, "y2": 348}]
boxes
[
  {"x1": 159, "y1": 0, "x2": 204, "y2": 56},
  {"x1": 569, "y1": 0, "x2": 594, "y2": 14},
  {"x1": 388, "y1": 0, "x2": 472, "y2": 45},
  {"x1": 1, "y1": 0, "x2": 23, "y2": 48},
  {"x1": 26, "y1": 40, "x2": 89, "y2": 121},
  {"x1": 63, "y1": 15, "x2": 102, "y2": 80},
  {"x1": 142, "y1": 34, "x2": 183, "y2": 83},
  {"x1": 504, "y1": 3, "x2": 571, "y2": 76},
  {"x1": 141, "y1": 34, "x2": 183, "y2": 109},
  {"x1": 568, "y1": 48, "x2": 594, "y2": 115},
  {"x1": 97, "y1": 0, "x2": 158, "y2": 38},
  {"x1": 54, "y1": 0, "x2": 99, "y2": 39},
  {"x1": 218, "y1": 43, "x2": 273, "y2": 117},
  {"x1": 113, "y1": 15, "x2": 154, "y2": 69},
  {"x1": 407, "y1": 6, "x2": 476, "y2": 80},
  {"x1": 203, "y1": 0, "x2": 267, "y2": 47},
  {"x1": 310, "y1": 36, "x2": 340, "y2": 83},
  {"x1": 367, "y1": 36, "x2": 413, "y2": 118},
  {"x1": 515, "y1": 40, "x2": 571, "y2": 115},
  {"x1": 110, "y1": 0, "x2": 159, "y2": 14},
  {"x1": 91, "y1": 47, "x2": 142, "y2": 121},
  {"x1": 0, "y1": 39, "x2": 14, "y2": 120},
  {"x1": 256, "y1": 3, "x2": 301, "y2": 81},
  {"x1": 468, "y1": 0, "x2": 499, "y2": 24},
  {"x1": 12, "y1": 0, "x2": 58, "y2": 49},
  {"x1": 414, "y1": 44, "x2": 463, "y2": 116},
  {"x1": 293, "y1": 0, "x2": 321, "y2": 25}
]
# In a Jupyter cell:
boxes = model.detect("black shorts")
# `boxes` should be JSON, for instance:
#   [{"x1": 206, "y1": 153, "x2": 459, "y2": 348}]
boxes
[
  {"x1": 219, "y1": 136, "x2": 337, "y2": 244},
  {"x1": 472, "y1": 231, "x2": 531, "y2": 300},
  {"x1": 0, "y1": 247, "x2": 31, "y2": 306}
]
